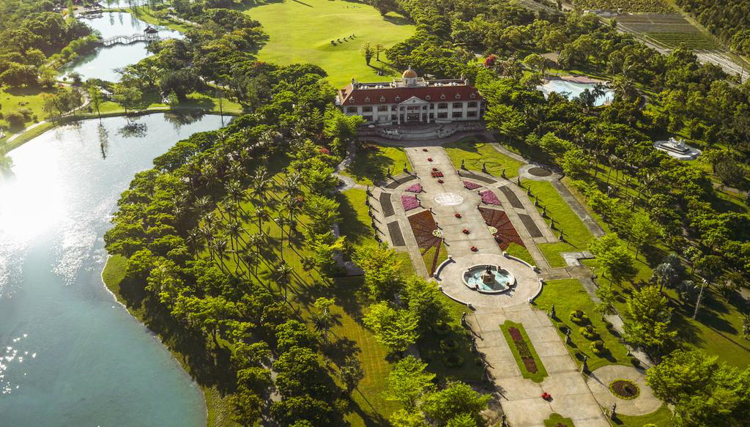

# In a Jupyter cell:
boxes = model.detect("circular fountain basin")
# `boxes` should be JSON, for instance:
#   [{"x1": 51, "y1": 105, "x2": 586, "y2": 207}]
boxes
[{"x1": 462, "y1": 264, "x2": 516, "y2": 294}]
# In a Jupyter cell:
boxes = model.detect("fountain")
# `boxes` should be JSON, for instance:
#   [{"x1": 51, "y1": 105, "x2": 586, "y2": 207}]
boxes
[{"x1": 463, "y1": 264, "x2": 516, "y2": 293}]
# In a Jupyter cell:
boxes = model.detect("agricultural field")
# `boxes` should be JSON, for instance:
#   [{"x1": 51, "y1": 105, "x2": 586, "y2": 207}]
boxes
[
  {"x1": 617, "y1": 13, "x2": 718, "y2": 49},
  {"x1": 245, "y1": 0, "x2": 416, "y2": 87},
  {"x1": 572, "y1": 0, "x2": 672, "y2": 13}
]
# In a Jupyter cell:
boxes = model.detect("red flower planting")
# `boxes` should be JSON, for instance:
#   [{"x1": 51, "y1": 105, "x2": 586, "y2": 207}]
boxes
[
  {"x1": 422, "y1": 148, "x2": 428, "y2": 152},
  {"x1": 478, "y1": 207, "x2": 525, "y2": 251},
  {"x1": 462, "y1": 229, "x2": 470, "y2": 234},
  {"x1": 455, "y1": 213, "x2": 462, "y2": 218},
  {"x1": 427, "y1": 157, "x2": 433, "y2": 162},
  {"x1": 508, "y1": 327, "x2": 539, "y2": 374},
  {"x1": 407, "y1": 210, "x2": 444, "y2": 275},
  {"x1": 470, "y1": 246, "x2": 478, "y2": 252},
  {"x1": 432, "y1": 167, "x2": 438, "y2": 171},
  {"x1": 438, "y1": 179, "x2": 444, "y2": 184}
]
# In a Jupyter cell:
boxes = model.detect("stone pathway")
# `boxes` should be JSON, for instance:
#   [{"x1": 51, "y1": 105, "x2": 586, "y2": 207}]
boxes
[
  {"x1": 586, "y1": 365, "x2": 662, "y2": 416},
  {"x1": 468, "y1": 305, "x2": 610, "y2": 427}
]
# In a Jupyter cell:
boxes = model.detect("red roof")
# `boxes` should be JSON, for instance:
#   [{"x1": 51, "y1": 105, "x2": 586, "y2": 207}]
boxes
[{"x1": 338, "y1": 83, "x2": 483, "y2": 106}]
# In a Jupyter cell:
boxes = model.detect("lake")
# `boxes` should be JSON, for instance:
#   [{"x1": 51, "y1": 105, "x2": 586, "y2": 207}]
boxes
[
  {"x1": 60, "y1": 11, "x2": 183, "y2": 82},
  {"x1": 0, "y1": 113, "x2": 223, "y2": 426}
]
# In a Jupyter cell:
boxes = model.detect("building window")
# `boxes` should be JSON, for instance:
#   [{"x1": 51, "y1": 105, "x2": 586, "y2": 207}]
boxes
[
  {"x1": 363, "y1": 115, "x2": 373, "y2": 121},
  {"x1": 468, "y1": 102, "x2": 478, "y2": 108},
  {"x1": 391, "y1": 114, "x2": 398, "y2": 120},
  {"x1": 349, "y1": 98, "x2": 355, "y2": 103},
  {"x1": 346, "y1": 107, "x2": 357, "y2": 113},
  {"x1": 395, "y1": 96, "x2": 401, "y2": 102},
  {"x1": 467, "y1": 110, "x2": 477, "y2": 117},
  {"x1": 364, "y1": 97, "x2": 370, "y2": 103},
  {"x1": 438, "y1": 103, "x2": 448, "y2": 109},
  {"x1": 380, "y1": 96, "x2": 386, "y2": 102},
  {"x1": 455, "y1": 93, "x2": 461, "y2": 99},
  {"x1": 470, "y1": 92, "x2": 476, "y2": 99},
  {"x1": 429, "y1": 113, "x2": 434, "y2": 118},
  {"x1": 440, "y1": 94, "x2": 446, "y2": 100},
  {"x1": 452, "y1": 111, "x2": 463, "y2": 118},
  {"x1": 452, "y1": 102, "x2": 462, "y2": 109},
  {"x1": 362, "y1": 106, "x2": 373, "y2": 112},
  {"x1": 425, "y1": 95, "x2": 431, "y2": 100},
  {"x1": 438, "y1": 112, "x2": 448, "y2": 119},
  {"x1": 378, "y1": 106, "x2": 388, "y2": 112}
]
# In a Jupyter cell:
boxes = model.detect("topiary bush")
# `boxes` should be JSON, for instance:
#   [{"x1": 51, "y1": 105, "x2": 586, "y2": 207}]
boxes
[
  {"x1": 579, "y1": 325, "x2": 598, "y2": 340},
  {"x1": 444, "y1": 354, "x2": 465, "y2": 368},
  {"x1": 432, "y1": 321, "x2": 451, "y2": 336},
  {"x1": 590, "y1": 340, "x2": 606, "y2": 355},
  {"x1": 569, "y1": 309, "x2": 589, "y2": 325},
  {"x1": 439, "y1": 338, "x2": 459, "y2": 352}
]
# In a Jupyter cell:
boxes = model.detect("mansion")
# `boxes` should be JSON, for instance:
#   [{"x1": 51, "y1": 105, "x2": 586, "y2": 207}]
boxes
[{"x1": 336, "y1": 68, "x2": 484, "y2": 125}]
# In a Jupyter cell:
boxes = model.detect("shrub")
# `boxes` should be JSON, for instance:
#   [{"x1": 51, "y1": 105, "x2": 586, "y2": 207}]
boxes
[
  {"x1": 579, "y1": 325, "x2": 598, "y2": 340},
  {"x1": 439, "y1": 338, "x2": 459, "y2": 352},
  {"x1": 432, "y1": 321, "x2": 451, "y2": 336},
  {"x1": 569, "y1": 309, "x2": 589, "y2": 324},
  {"x1": 590, "y1": 340, "x2": 606, "y2": 355},
  {"x1": 444, "y1": 354, "x2": 464, "y2": 368},
  {"x1": 4, "y1": 111, "x2": 25, "y2": 129}
]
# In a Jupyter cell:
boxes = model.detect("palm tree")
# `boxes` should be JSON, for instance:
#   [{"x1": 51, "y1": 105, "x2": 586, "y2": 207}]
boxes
[
  {"x1": 255, "y1": 208, "x2": 269, "y2": 237},
  {"x1": 213, "y1": 238, "x2": 229, "y2": 272},
  {"x1": 275, "y1": 262, "x2": 293, "y2": 301},
  {"x1": 252, "y1": 166, "x2": 270, "y2": 203}
]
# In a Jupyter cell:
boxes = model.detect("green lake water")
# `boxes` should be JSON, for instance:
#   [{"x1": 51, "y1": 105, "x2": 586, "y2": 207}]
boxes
[{"x1": 0, "y1": 113, "x2": 224, "y2": 425}]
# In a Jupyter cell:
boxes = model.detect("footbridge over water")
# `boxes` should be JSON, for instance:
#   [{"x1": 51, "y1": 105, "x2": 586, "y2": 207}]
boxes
[{"x1": 100, "y1": 33, "x2": 169, "y2": 47}]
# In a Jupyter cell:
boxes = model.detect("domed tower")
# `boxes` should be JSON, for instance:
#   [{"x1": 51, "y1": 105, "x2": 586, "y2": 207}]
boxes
[{"x1": 402, "y1": 66, "x2": 418, "y2": 86}]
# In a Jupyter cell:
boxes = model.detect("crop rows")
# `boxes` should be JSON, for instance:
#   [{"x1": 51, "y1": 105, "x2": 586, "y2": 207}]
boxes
[{"x1": 572, "y1": 0, "x2": 672, "y2": 13}]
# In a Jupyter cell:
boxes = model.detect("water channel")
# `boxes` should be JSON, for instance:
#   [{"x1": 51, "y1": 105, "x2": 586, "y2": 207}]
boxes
[
  {"x1": 0, "y1": 113, "x2": 223, "y2": 425},
  {"x1": 60, "y1": 11, "x2": 183, "y2": 82}
]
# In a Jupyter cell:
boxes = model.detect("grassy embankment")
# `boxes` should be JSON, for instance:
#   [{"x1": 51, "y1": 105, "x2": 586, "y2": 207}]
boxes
[
  {"x1": 245, "y1": 0, "x2": 415, "y2": 87},
  {"x1": 342, "y1": 145, "x2": 412, "y2": 185}
]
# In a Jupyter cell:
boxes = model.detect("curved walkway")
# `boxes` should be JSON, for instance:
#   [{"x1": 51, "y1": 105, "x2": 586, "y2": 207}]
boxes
[{"x1": 586, "y1": 365, "x2": 662, "y2": 416}]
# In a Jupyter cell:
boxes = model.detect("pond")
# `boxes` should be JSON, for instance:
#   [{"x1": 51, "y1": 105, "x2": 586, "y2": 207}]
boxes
[
  {"x1": 0, "y1": 113, "x2": 224, "y2": 426},
  {"x1": 60, "y1": 11, "x2": 183, "y2": 82},
  {"x1": 538, "y1": 79, "x2": 615, "y2": 106}
]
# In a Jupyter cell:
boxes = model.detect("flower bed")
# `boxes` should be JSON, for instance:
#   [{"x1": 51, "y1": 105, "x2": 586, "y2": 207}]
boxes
[
  {"x1": 431, "y1": 170, "x2": 444, "y2": 178},
  {"x1": 463, "y1": 181, "x2": 481, "y2": 190},
  {"x1": 478, "y1": 207, "x2": 525, "y2": 251},
  {"x1": 479, "y1": 190, "x2": 501, "y2": 205},
  {"x1": 405, "y1": 183, "x2": 422, "y2": 193},
  {"x1": 462, "y1": 229, "x2": 470, "y2": 234},
  {"x1": 401, "y1": 195, "x2": 419, "y2": 211},
  {"x1": 609, "y1": 379, "x2": 640, "y2": 400},
  {"x1": 437, "y1": 179, "x2": 444, "y2": 183},
  {"x1": 501, "y1": 320, "x2": 548, "y2": 382},
  {"x1": 455, "y1": 213, "x2": 462, "y2": 218},
  {"x1": 470, "y1": 246, "x2": 478, "y2": 252}
]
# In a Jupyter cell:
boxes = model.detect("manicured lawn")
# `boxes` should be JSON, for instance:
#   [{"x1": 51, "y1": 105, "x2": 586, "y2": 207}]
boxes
[
  {"x1": 544, "y1": 412, "x2": 575, "y2": 427},
  {"x1": 615, "y1": 404, "x2": 672, "y2": 427},
  {"x1": 245, "y1": 0, "x2": 415, "y2": 87},
  {"x1": 96, "y1": 91, "x2": 243, "y2": 116},
  {"x1": 505, "y1": 242, "x2": 535, "y2": 266},
  {"x1": 343, "y1": 144, "x2": 411, "y2": 185},
  {"x1": 125, "y1": 7, "x2": 195, "y2": 33},
  {"x1": 337, "y1": 188, "x2": 377, "y2": 249},
  {"x1": 421, "y1": 241, "x2": 447, "y2": 276},
  {"x1": 523, "y1": 180, "x2": 595, "y2": 267},
  {"x1": 500, "y1": 320, "x2": 548, "y2": 382},
  {"x1": 533, "y1": 279, "x2": 631, "y2": 372},
  {"x1": 444, "y1": 139, "x2": 525, "y2": 178}
]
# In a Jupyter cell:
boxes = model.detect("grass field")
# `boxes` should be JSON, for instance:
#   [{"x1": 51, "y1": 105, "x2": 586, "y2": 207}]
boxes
[
  {"x1": 505, "y1": 242, "x2": 535, "y2": 266},
  {"x1": 245, "y1": 0, "x2": 415, "y2": 87},
  {"x1": 615, "y1": 404, "x2": 673, "y2": 427},
  {"x1": 522, "y1": 180, "x2": 595, "y2": 267},
  {"x1": 444, "y1": 139, "x2": 525, "y2": 178},
  {"x1": 544, "y1": 413, "x2": 575, "y2": 427},
  {"x1": 342, "y1": 144, "x2": 411, "y2": 185},
  {"x1": 0, "y1": 86, "x2": 54, "y2": 130}
]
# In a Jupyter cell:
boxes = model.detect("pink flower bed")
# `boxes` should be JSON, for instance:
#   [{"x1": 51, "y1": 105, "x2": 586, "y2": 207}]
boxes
[
  {"x1": 402, "y1": 195, "x2": 420, "y2": 211},
  {"x1": 480, "y1": 190, "x2": 501, "y2": 205},
  {"x1": 463, "y1": 181, "x2": 481, "y2": 190},
  {"x1": 405, "y1": 183, "x2": 422, "y2": 193}
]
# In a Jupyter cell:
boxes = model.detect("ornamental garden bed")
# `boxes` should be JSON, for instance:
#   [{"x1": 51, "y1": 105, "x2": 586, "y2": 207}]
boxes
[
  {"x1": 479, "y1": 207, "x2": 525, "y2": 251},
  {"x1": 407, "y1": 210, "x2": 447, "y2": 275},
  {"x1": 500, "y1": 320, "x2": 548, "y2": 382},
  {"x1": 609, "y1": 379, "x2": 640, "y2": 400}
]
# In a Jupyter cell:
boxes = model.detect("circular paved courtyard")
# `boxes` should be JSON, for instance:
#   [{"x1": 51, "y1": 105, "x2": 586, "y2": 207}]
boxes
[
  {"x1": 435, "y1": 253, "x2": 539, "y2": 308},
  {"x1": 586, "y1": 365, "x2": 662, "y2": 416}
]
